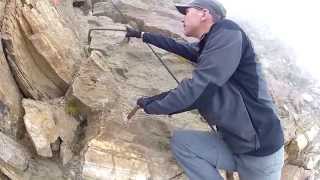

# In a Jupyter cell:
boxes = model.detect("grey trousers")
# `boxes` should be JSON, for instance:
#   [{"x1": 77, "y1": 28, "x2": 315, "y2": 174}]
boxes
[{"x1": 170, "y1": 130, "x2": 284, "y2": 180}]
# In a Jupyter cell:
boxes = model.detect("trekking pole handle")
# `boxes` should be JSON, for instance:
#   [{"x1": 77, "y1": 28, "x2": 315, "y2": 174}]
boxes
[{"x1": 127, "y1": 105, "x2": 140, "y2": 120}]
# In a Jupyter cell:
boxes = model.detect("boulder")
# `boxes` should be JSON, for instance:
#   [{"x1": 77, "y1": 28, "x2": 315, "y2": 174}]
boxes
[
  {"x1": 92, "y1": 0, "x2": 190, "y2": 40},
  {"x1": 23, "y1": 98, "x2": 79, "y2": 162},
  {"x1": 23, "y1": 99, "x2": 60, "y2": 157},
  {"x1": 88, "y1": 19, "x2": 127, "y2": 56},
  {"x1": 65, "y1": 51, "x2": 120, "y2": 116}
]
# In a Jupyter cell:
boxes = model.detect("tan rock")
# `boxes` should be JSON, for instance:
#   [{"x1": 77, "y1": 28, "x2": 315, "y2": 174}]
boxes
[
  {"x1": 92, "y1": 0, "x2": 191, "y2": 40},
  {"x1": 0, "y1": 158, "x2": 64, "y2": 180},
  {"x1": 286, "y1": 125, "x2": 320, "y2": 162},
  {"x1": 0, "y1": 35, "x2": 24, "y2": 138},
  {"x1": 0, "y1": 170, "x2": 9, "y2": 180},
  {"x1": 0, "y1": 132, "x2": 30, "y2": 171},
  {"x1": 304, "y1": 154, "x2": 320, "y2": 170},
  {"x1": 88, "y1": 19, "x2": 127, "y2": 56},
  {"x1": 53, "y1": 99, "x2": 79, "y2": 165},
  {"x1": 281, "y1": 165, "x2": 315, "y2": 180},
  {"x1": 66, "y1": 51, "x2": 120, "y2": 115},
  {"x1": 81, "y1": 108, "x2": 184, "y2": 180},
  {"x1": 23, "y1": 99, "x2": 59, "y2": 157},
  {"x1": 0, "y1": 1, "x2": 6, "y2": 23},
  {"x1": 82, "y1": 131, "x2": 174, "y2": 180},
  {"x1": 1, "y1": 0, "x2": 82, "y2": 100},
  {"x1": 82, "y1": 138, "x2": 150, "y2": 179},
  {"x1": 22, "y1": 98, "x2": 79, "y2": 159}
]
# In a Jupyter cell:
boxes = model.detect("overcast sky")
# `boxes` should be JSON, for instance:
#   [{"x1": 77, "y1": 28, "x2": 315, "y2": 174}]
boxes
[{"x1": 222, "y1": 0, "x2": 320, "y2": 82}]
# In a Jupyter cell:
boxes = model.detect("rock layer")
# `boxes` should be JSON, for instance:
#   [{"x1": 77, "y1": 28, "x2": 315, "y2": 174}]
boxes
[
  {"x1": 0, "y1": 0, "x2": 320, "y2": 179},
  {"x1": 1, "y1": 0, "x2": 83, "y2": 100}
]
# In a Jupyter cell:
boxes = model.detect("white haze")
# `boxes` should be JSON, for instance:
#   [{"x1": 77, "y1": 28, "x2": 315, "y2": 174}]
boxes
[{"x1": 222, "y1": 0, "x2": 320, "y2": 83}]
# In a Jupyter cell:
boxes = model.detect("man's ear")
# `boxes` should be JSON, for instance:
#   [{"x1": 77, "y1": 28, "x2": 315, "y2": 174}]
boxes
[{"x1": 200, "y1": 9, "x2": 210, "y2": 21}]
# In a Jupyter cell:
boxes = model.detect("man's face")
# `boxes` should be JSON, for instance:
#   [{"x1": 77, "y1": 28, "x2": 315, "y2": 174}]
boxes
[{"x1": 183, "y1": 7, "x2": 204, "y2": 37}]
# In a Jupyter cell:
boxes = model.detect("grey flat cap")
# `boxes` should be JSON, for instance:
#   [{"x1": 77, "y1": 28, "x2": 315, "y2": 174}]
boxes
[{"x1": 175, "y1": 0, "x2": 226, "y2": 19}]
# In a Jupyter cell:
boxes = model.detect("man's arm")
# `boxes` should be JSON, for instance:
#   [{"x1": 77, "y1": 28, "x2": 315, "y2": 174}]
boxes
[
  {"x1": 142, "y1": 32, "x2": 199, "y2": 63},
  {"x1": 143, "y1": 29, "x2": 243, "y2": 115}
]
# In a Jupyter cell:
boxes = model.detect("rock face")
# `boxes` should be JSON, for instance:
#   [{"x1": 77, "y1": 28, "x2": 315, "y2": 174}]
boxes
[
  {"x1": 92, "y1": 0, "x2": 187, "y2": 39},
  {"x1": 0, "y1": 0, "x2": 24, "y2": 139},
  {"x1": 66, "y1": 51, "x2": 120, "y2": 116},
  {"x1": 0, "y1": 0, "x2": 320, "y2": 179},
  {"x1": 0, "y1": 35, "x2": 24, "y2": 139},
  {"x1": 68, "y1": 49, "x2": 202, "y2": 179},
  {"x1": 82, "y1": 119, "x2": 181, "y2": 179},
  {"x1": 1, "y1": 0, "x2": 83, "y2": 100}
]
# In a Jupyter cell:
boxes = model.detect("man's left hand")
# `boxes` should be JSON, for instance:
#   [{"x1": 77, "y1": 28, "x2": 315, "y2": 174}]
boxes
[
  {"x1": 137, "y1": 97, "x2": 151, "y2": 109},
  {"x1": 136, "y1": 91, "x2": 170, "y2": 113}
]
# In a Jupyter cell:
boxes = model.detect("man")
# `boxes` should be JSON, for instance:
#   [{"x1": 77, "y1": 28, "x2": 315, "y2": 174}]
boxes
[{"x1": 125, "y1": 0, "x2": 284, "y2": 179}]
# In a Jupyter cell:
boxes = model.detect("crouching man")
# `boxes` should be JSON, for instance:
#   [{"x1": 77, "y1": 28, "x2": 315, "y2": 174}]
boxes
[{"x1": 126, "y1": 0, "x2": 284, "y2": 179}]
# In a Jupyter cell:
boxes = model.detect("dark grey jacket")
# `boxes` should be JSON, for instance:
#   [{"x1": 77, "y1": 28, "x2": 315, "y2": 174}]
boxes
[{"x1": 142, "y1": 19, "x2": 284, "y2": 156}]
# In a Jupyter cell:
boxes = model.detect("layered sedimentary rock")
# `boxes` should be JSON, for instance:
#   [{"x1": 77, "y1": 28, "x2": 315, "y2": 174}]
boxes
[
  {"x1": 1, "y1": 0, "x2": 83, "y2": 100},
  {"x1": 0, "y1": 0, "x2": 319, "y2": 179},
  {"x1": 0, "y1": 33, "x2": 24, "y2": 138}
]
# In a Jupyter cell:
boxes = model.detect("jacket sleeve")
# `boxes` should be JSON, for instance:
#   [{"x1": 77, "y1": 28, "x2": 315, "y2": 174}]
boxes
[
  {"x1": 142, "y1": 32, "x2": 199, "y2": 63},
  {"x1": 144, "y1": 29, "x2": 243, "y2": 115}
]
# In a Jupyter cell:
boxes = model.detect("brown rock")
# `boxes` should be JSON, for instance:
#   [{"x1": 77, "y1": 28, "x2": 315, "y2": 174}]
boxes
[
  {"x1": 22, "y1": 99, "x2": 79, "y2": 160},
  {"x1": 23, "y1": 99, "x2": 59, "y2": 157},
  {"x1": 66, "y1": 51, "x2": 120, "y2": 116},
  {"x1": 0, "y1": 35, "x2": 24, "y2": 138},
  {"x1": 88, "y1": 18, "x2": 127, "y2": 56},
  {"x1": 81, "y1": 117, "x2": 182, "y2": 179},
  {"x1": 92, "y1": 0, "x2": 191, "y2": 40},
  {"x1": 1, "y1": 0, "x2": 82, "y2": 100}
]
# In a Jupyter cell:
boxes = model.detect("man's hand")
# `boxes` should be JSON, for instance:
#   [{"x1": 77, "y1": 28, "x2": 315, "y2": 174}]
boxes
[
  {"x1": 136, "y1": 91, "x2": 170, "y2": 113},
  {"x1": 137, "y1": 97, "x2": 151, "y2": 109},
  {"x1": 126, "y1": 27, "x2": 142, "y2": 38}
]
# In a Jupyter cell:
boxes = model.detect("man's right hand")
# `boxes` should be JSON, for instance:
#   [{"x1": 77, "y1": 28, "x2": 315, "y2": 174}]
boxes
[{"x1": 126, "y1": 27, "x2": 142, "y2": 38}]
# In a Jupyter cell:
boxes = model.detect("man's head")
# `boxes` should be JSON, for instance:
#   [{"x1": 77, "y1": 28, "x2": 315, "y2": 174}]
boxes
[{"x1": 175, "y1": 0, "x2": 226, "y2": 38}]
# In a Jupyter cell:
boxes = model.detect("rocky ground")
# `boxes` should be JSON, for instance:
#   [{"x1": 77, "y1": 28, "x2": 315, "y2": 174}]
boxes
[{"x1": 0, "y1": 0, "x2": 320, "y2": 179}]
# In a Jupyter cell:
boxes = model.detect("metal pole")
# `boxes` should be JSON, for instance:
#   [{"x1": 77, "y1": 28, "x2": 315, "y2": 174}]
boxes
[{"x1": 146, "y1": 44, "x2": 180, "y2": 84}]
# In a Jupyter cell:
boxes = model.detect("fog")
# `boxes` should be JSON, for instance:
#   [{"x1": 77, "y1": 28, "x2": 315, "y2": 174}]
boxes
[{"x1": 222, "y1": 0, "x2": 320, "y2": 82}]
